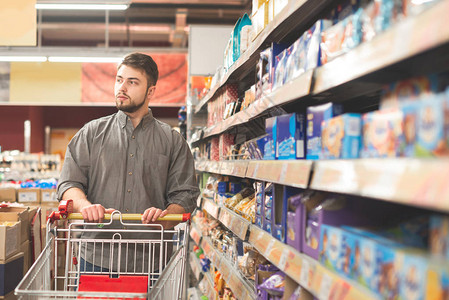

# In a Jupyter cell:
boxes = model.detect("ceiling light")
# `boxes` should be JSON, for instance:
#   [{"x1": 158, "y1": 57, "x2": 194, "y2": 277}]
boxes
[
  {"x1": 48, "y1": 56, "x2": 123, "y2": 63},
  {"x1": 35, "y1": 3, "x2": 128, "y2": 10},
  {"x1": 0, "y1": 56, "x2": 48, "y2": 62}
]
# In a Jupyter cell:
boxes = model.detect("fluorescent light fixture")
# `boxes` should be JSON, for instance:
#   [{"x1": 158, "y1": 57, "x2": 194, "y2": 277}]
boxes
[
  {"x1": 0, "y1": 56, "x2": 47, "y2": 62},
  {"x1": 35, "y1": 4, "x2": 128, "y2": 10},
  {"x1": 48, "y1": 56, "x2": 123, "y2": 63}
]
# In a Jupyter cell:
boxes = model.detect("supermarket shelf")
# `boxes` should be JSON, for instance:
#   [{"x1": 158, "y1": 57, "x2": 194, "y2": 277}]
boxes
[
  {"x1": 202, "y1": 198, "x2": 220, "y2": 219},
  {"x1": 189, "y1": 253, "x2": 217, "y2": 300},
  {"x1": 194, "y1": 0, "x2": 333, "y2": 113},
  {"x1": 201, "y1": 70, "x2": 314, "y2": 139},
  {"x1": 218, "y1": 205, "x2": 251, "y2": 241},
  {"x1": 313, "y1": 0, "x2": 449, "y2": 96},
  {"x1": 311, "y1": 158, "x2": 449, "y2": 213},
  {"x1": 201, "y1": 237, "x2": 255, "y2": 300},
  {"x1": 248, "y1": 225, "x2": 380, "y2": 300},
  {"x1": 189, "y1": 252, "x2": 203, "y2": 281},
  {"x1": 190, "y1": 223, "x2": 202, "y2": 246},
  {"x1": 219, "y1": 160, "x2": 249, "y2": 177},
  {"x1": 196, "y1": 159, "x2": 313, "y2": 188},
  {"x1": 246, "y1": 160, "x2": 312, "y2": 188}
]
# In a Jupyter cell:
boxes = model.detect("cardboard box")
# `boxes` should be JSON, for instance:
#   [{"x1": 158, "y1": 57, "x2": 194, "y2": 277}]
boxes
[
  {"x1": 0, "y1": 206, "x2": 38, "y2": 243},
  {"x1": 17, "y1": 189, "x2": 41, "y2": 204},
  {"x1": 0, "y1": 189, "x2": 16, "y2": 203},
  {"x1": 20, "y1": 240, "x2": 31, "y2": 276},
  {"x1": 0, "y1": 218, "x2": 21, "y2": 261},
  {"x1": 41, "y1": 189, "x2": 58, "y2": 203},
  {"x1": 0, "y1": 252, "x2": 24, "y2": 296}
]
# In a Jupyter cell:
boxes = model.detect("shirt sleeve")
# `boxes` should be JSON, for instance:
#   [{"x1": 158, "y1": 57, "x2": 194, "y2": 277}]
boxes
[
  {"x1": 57, "y1": 125, "x2": 91, "y2": 200},
  {"x1": 165, "y1": 130, "x2": 199, "y2": 213}
]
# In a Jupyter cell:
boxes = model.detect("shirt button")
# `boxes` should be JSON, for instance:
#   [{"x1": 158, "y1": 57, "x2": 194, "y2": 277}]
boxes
[
  {"x1": 127, "y1": 189, "x2": 131, "y2": 193},
  {"x1": 128, "y1": 172, "x2": 132, "y2": 175},
  {"x1": 130, "y1": 154, "x2": 134, "y2": 157},
  {"x1": 132, "y1": 135, "x2": 135, "y2": 139}
]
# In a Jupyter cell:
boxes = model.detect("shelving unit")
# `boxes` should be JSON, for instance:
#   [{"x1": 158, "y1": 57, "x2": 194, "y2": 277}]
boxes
[
  {"x1": 194, "y1": 0, "x2": 334, "y2": 113},
  {"x1": 196, "y1": 160, "x2": 312, "y2": 189},
  {"x1": 199, "y1": 235, "x2": 255, "y2": 300},
  {"x1": 197, "y1": 196, "x2": 380, "y2": 300},
  {"x1": 192, "y1": 0, "x2": 449, "y2": 142},
  {"x1": 189, "y1": 0, "x2": 449, "y2": 299}
]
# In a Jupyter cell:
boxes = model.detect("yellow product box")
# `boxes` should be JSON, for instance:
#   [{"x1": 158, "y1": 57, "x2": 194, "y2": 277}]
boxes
[
  {"x1": 0, "y1": 217, "x2": 21, "y2": 261},
  {"x1": 41, "y1": 188, "x2": 58, "y2": 203},
  {"x1": 251, "y1": 2, "x2": 269, "y2": 40},
  {"x1": 20, "y1": 240, "x2": 31, "y2": 276},
  {"x1": 0, "y1": 189, "x2": 16, "y2": 203},
  {"x1": 252, "y1": 0, "x2": 267, "y2": 15},
  {"x1": 273, "y1": 0, "x2": 289, "y2": 17},
  {"x1": 0, "y1": 206, "x2": 38, "y2": 244},
  {"x1": 17, "y1": 188, "x2": 41, "y2": 204}
]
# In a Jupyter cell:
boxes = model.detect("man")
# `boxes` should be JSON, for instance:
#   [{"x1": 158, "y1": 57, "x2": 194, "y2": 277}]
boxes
[{"x1": 57, "y1": 52, "x2": 199, "y2": 273}]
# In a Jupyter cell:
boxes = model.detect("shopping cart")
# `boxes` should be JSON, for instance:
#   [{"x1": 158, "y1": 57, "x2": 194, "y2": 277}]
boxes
[{"x1": 15, "y1": 200, "x2": 191, "y2": 299}]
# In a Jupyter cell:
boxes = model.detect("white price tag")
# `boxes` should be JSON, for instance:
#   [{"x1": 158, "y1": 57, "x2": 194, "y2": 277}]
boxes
[
  {"x1": 264, "y1": 239, "x2": 276, "y2": 257},
  {"x1": 318, "y1": 273, "x2": 333, "y2": 300},
  {"x1": 279, "y1": 163, "x2": 288, "y2": 182},
  {"x1": 253, "y1": 163, "x2": 260, "y2": 177},
  {"x1": 300, "y1": 259, "x2": 311, "y2": 287},
  {"x1": 278, "y1": 248, "x2": 289, "y2": 270}
]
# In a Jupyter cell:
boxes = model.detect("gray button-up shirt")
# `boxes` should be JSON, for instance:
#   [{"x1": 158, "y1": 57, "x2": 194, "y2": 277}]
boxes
[{"x1": 57, "y1": 109, "x2": 199, "y2": 271}]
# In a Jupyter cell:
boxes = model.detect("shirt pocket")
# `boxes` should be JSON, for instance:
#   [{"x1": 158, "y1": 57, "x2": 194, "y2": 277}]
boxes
[{"x1": 143, "y1": 154, "x2": 169, "y2": 194}]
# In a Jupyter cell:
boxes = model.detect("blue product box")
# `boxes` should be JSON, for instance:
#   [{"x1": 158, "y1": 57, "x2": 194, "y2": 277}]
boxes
[
  {"x1": 399, "y1": 101, "x2": 419, "y2": 157},
  {"x1": 304, "y1": 19, "x2": 332, "y2": 70},
  {"x1": 306, "y1": 103, "x2": 343, "y2": 159},
  {"x1": 400, "y1": 252, "x2": 428, "y2": 300},
  {"x1": 271, "y1": 185, "x2": 291, "y2": 243},
  {"x1": 321, "y1": 113, "x2": 362, "y2": 159},
  {"x1": 264, "y1": 117, "x2": 277, "y2": 160},
  {"x1": 415, "y1": 94, "x2": 449, "y2": 157},
  {"x1": 255, "y1": 215, "x2": 263, "y2": 228},
  {"x1": 430, "y1": 214, "x2": 449, "y2": 260},
  {"x1": 340, "y1": 228, "x2": 357, "y2": 279},
  {"x1": 229, "y1": 182, "x2": 242, "y2": 194},
  {"x1": 376, "y1": 241, "x2": 403, "y2": 299},
  {"x1": 217, "y1": 182, "x2": 228, "y2": 194},
  {"x1": 319, "y1": 224, "x2": 343, "y2": 272},
  {"x1": 361, "y1": 109, "x2": 403, "y2": 158},
  {"x1": 273, "y1": 49, "x2": 288, "y2": 91},
  {"x1": 276, "y1": 113, "x2": 306, "y2": 160},
  {"x1": 265, "y1": 221, "x2": 272, "y2": 234},
  {"x1": 353, "y1": 234, "x2": 378, "y2": 291}
]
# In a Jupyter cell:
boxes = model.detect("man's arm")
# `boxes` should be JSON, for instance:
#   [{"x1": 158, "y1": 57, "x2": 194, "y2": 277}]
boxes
[{"x1": 62, "y1": 187, "x2": 114, "y2": 222}]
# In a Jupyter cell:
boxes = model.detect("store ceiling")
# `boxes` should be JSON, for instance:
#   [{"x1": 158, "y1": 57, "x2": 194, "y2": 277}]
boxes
[{"x1": 37, "y1": 0, "x2": 250, "y2": 48}]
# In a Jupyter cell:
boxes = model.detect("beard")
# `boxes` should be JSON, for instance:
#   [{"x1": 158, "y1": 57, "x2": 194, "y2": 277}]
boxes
[{"x1": 116, "y1": 93, "x2": 147, "y2": 113}]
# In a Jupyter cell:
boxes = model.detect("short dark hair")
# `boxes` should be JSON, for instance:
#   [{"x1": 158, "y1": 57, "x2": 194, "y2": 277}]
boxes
[{"x1": 118, "y1": 52, "x2": 159, "y2": 87}]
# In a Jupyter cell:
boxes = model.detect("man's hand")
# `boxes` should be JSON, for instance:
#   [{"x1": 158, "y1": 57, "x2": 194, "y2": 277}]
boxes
[
  {"x1": 141, "y1": 207, "x2": 168, "y2": 224},
  {"x1": 80, "y1": 204, "x2": 115, "y2": 223},
  {"x1": 141, "y1": 204, "x2": 185, "y2": 229}
]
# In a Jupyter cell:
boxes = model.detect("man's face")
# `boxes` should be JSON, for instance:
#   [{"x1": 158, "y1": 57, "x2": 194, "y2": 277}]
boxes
[{"x1": 114, "y1": 65, "x2": 155, "y2": 113}]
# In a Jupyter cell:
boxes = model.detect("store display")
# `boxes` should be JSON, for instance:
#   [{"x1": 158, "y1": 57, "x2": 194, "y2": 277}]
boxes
[
  {"x1": 306, "y1": 102, "x2": 344, "y2": 160},
  {"x1": 321, "y1": 113, "x2": 362, "y2": 159},
  {"x1": 191, "y1": 0, "x2": 449, "y2": 299},
  {"x1": 276, "y1": 113, "x2": 306, "y2": 160}
]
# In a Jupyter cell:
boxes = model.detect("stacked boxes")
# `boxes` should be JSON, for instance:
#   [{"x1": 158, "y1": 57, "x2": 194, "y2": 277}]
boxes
[
  {"x1": 276, "y1": 113, "x2": 306, "y2": 160},
  {"x1": 306, "y1": 103, "x2": 343, "y2": 160}
]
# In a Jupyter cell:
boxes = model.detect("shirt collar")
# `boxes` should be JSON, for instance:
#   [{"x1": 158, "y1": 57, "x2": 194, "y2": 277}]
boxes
[{"x1": 117, "y1": 108, "x2": 154, "y2": 129}]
